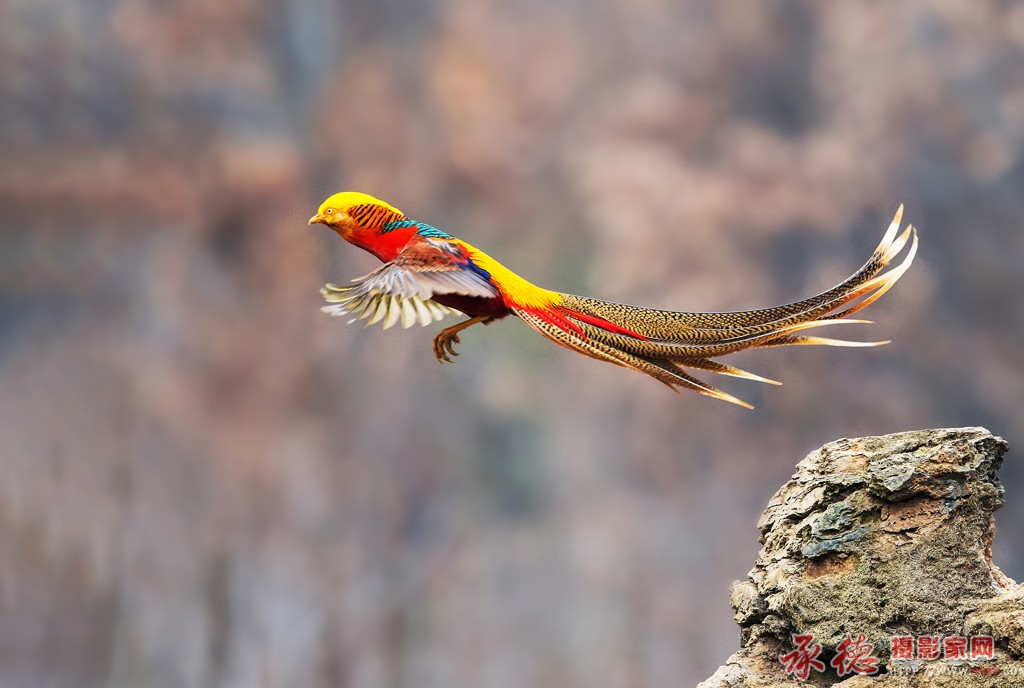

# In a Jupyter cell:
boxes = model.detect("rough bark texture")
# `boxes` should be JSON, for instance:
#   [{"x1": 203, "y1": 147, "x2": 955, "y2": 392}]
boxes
[{"x1": 700, "y1": 427, "x2": 1024, "y2": 687}]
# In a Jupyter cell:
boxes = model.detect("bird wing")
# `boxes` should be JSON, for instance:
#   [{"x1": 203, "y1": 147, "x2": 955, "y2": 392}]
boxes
[{"x1": 321, "y1": 235, "x2": 500, "y2": 329}]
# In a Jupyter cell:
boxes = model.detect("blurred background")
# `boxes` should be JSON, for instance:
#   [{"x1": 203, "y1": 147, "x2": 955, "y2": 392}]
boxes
[{"x1": 2, "y1": 1, "x2": 1024, "y2": 686}]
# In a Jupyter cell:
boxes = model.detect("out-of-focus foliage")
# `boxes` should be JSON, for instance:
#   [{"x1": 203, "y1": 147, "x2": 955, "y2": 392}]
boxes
[{"x1": 1, "y1": 1, "x2": 1023, "y2": 687}]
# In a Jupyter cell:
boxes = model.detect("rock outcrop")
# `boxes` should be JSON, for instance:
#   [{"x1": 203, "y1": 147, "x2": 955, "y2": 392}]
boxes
[{"x1": 700, "y1": 427, "x2": 1024, "y2": 687}]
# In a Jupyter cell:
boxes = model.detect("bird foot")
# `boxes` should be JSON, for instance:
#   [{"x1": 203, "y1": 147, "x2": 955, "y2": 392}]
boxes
[{"x1": 433, "y1": 330, "x2": 461, "y2": 363}]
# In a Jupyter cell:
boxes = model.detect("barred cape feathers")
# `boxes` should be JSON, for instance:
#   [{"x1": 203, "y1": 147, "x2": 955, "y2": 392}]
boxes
[{"x1": 512, "y1": 206, "x2": 917, "y2": 408}]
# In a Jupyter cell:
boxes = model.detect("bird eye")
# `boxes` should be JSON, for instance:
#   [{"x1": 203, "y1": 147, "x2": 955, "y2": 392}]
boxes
[{"x1": 326, "y1": 208, "x2": 334, "y2": 214}]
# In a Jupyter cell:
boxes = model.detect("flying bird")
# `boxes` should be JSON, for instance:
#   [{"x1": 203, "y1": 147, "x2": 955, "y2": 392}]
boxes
[{"x1": 310, "y1": 192, "x2": 917, "y2": 408}]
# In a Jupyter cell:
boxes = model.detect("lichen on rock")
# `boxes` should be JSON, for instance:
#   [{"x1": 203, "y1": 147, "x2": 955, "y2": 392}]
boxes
[{"x1": 700, "y1": 427, "x2": 1024, "y2": 687}]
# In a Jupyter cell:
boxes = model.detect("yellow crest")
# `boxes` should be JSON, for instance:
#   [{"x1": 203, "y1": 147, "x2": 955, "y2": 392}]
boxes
[{"x1": 317, "y1": 192, "x2": 404, "y2": 218}]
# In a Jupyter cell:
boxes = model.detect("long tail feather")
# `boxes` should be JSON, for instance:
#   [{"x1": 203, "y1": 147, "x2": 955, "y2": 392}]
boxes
[
  {"x1": 761, "y1": 335, "x2": 891, "y2": 348},
  {"x1": 565, "y1": 314, "x2": 876, "y2": 361},
  {"x1": 511, "y1": 206, "x2": 916, "y2": 407},
  {"x1": 515, "y1": 310, "x2": 756, "y2": 408},
  {"x1": 557, "y1": 207, "x2": 913, "y2": 339},
  {"x1": 683, "y1": 358, "x2": 782, "y2": 385},
  {"x1": 824, "y1": 227, "x2": 918, "y2": 321}
]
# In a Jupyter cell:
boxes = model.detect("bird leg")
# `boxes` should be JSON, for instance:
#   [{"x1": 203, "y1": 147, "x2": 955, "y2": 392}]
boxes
[{"x1": 433, "y1": 315, "x2": 494, "y2": 363}]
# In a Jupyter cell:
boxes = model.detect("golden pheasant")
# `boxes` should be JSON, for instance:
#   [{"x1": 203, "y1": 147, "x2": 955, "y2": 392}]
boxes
[{"x1": 310, "y1": 192, "x2": 917, "y2": 408}]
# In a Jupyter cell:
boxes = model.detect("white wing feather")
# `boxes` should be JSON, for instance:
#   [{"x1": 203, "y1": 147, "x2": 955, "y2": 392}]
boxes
[{"x1": 321, "y1": 257, "x2": 498, "y2": 330}]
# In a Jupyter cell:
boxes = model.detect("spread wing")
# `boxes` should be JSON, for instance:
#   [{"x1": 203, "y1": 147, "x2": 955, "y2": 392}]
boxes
[{"x1": 321, "y1": 236, "x2": 499, "y2": 329}]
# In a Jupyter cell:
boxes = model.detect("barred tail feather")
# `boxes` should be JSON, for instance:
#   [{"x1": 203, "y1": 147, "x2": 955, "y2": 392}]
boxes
[
  {"x1": 566, "y1": 316, "x2": 875, "y2": 361},
  {"x1": 761, "y1": 334, "x2": 891, "y2": 348},
  {"x1": 515, "y1": 310, "x2": 756, "y2": 408},
  {"x1": 679, "y1": 358, "x2": 782, "y2": 386},
  {"x1": 557, "y1": 207, "x2": 913, "y2": 340},
  {"x1": 512, "y1": 206, "x2": 916, "y2": 408}
]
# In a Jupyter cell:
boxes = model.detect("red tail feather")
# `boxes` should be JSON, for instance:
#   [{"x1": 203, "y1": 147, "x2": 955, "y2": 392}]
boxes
[{"x1": 556, "y1": 307, "x2": 649, "y2": 340}]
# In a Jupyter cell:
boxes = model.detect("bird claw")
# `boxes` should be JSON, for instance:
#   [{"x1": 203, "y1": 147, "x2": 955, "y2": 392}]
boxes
[
  {"x1": 431, "y1": 316, "x2": 493, "y2": 364},
  {"x1": 433, "y1": 331, "x2": 461, "y2": 364}
]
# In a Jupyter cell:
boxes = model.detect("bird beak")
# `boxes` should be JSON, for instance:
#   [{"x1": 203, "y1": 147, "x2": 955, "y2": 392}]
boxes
[{"x1": 309, "y1": 214, "x2": 324, "y2": 226}]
